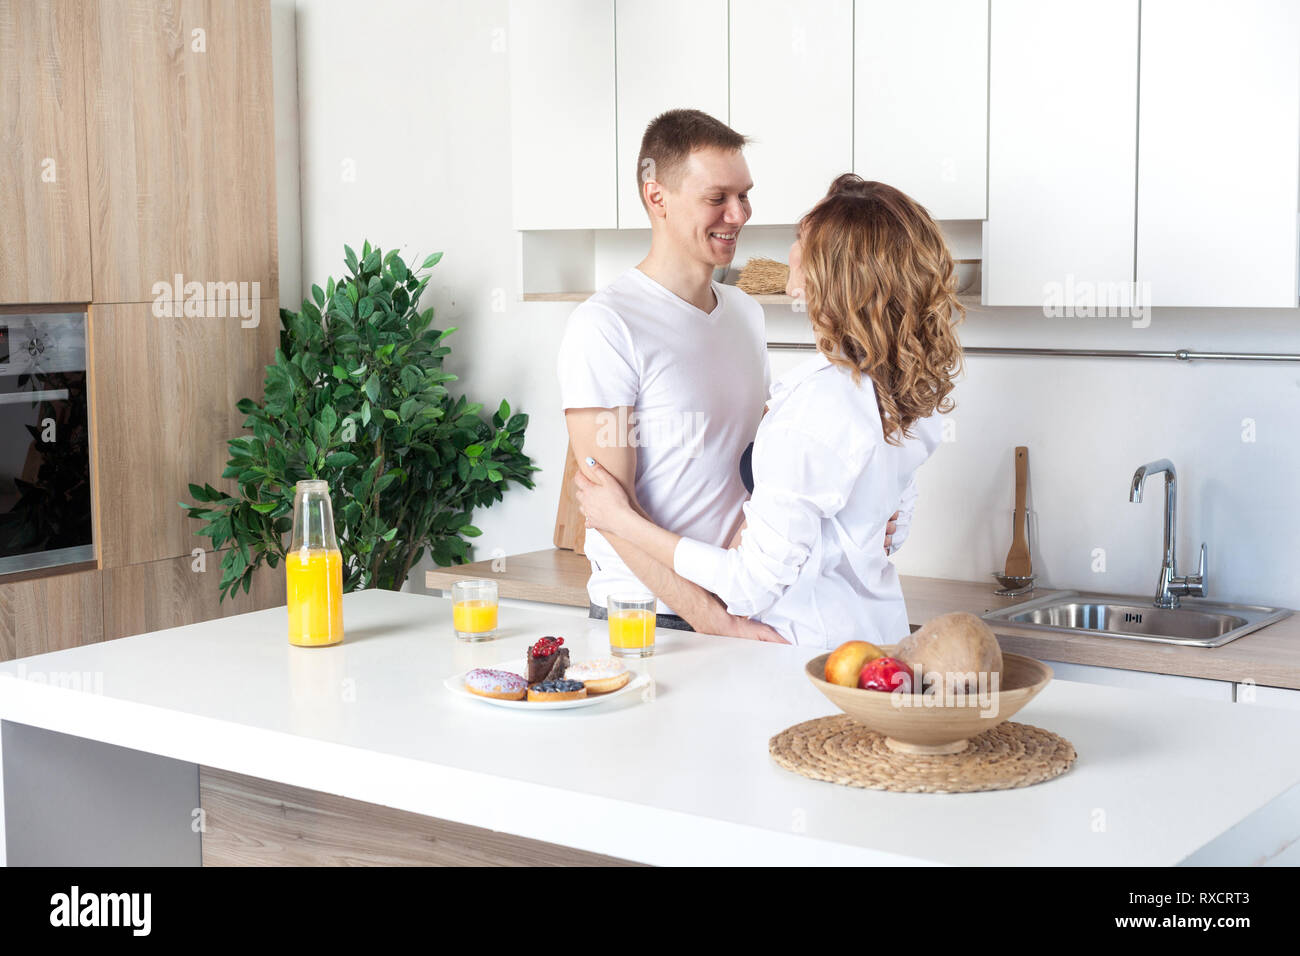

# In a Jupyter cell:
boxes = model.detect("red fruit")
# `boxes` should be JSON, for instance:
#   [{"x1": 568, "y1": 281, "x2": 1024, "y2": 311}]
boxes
[
  {"x1": 531, "y1": 636, "x2": 564, "y2": 658},
  {"x1": 858, "y1": 656, "x2": 913, "y2": 693}
]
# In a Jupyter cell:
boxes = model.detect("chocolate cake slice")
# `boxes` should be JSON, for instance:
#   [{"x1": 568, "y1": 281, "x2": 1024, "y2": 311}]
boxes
[{"x1": 526, "y1": 637, "x2": 569, "y2": 683}]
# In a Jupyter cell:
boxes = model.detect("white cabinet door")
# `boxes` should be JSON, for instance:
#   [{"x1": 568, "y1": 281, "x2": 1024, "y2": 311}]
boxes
[
  {"x1": 730, "y1": 0, "x2": 854, "y2": 226},
  {"x1": 1047, "y1": 660, "x2": 1234, "y2": 702},
  {"x1": 615, "y1": 0, "x2": 729, "y2": 228},
  {"x1": 854, "y1": 0, "x2": 988, "y2": 221},
  {"x1": 984, "y1": 0, "x2": 1139, "y2": 307},
  {"x1": 509, "y1": 0, "x2": 616, "y2": 230},
  {"x1": 1136, "y1": 0, "x2": 1300, "y2": 308},
  {"x1": 1236, "y1": 683, "x2": 1300, "y2": 710}
]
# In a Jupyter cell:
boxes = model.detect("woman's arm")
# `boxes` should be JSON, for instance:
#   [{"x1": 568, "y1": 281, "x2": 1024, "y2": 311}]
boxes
[
  {"x1": 604, "y1": 531, "x2": 785, "y2": 641},
  {"x1": 566, "y1": 416, "x2": 785, "y2": 641},
  {"x1": 573, "y1": 461, "x2": 789, "y2": 641},
  {"x1": 886, "y1": 475, "x2": 920, "y2": 555},
  {"x1": 578, "y1": 427, "x2": 863, "y2": 620}
]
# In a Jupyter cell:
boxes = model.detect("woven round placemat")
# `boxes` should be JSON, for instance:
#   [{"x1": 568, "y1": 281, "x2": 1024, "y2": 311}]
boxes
[{"x1": 770, "y1": 715, "x2": 1077, "y2": 794}]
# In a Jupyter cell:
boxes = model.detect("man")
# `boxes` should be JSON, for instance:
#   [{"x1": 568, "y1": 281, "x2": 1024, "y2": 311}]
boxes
[{"x1": 556, "y1": 109, "x2": 782, "y2": 640}]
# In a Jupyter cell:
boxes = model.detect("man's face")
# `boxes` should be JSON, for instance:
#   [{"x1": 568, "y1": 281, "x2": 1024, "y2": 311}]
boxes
[{"x1": 655, "y1": 147, "x2": 753, "y2": 268}]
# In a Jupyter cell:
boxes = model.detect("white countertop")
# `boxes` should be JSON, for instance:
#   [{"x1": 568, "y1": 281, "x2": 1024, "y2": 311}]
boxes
[{"x1": 2, "y1": 589, "x2": 1299, "y2": 866}]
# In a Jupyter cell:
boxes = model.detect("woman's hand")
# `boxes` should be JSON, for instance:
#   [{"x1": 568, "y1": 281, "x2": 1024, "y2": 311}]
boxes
[
  {"x1": 574, "y1": 457, "x2": 635, "y2": 537},
  {"x1": 883, "y1": 510, "x2": 899, "y2": 554}
]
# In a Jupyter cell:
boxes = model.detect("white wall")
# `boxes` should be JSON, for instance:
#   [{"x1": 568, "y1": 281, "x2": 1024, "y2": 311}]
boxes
[
  {"x1": 876, "y1": 308, "x2": 1300, "y2": 609},
  {"x1": 287, "y1": 0, "x2": 1300, "y2": 609},
  {"x1": 294, "y1": 0, "x2": 567, "y2": 591}
]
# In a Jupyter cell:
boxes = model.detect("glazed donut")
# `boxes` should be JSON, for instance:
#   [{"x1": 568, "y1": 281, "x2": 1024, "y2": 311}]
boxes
[
  {"x1": 465, "y1": 668, "x2": 527, "y2": 700},
  {"x1": 566, "y1": 657, "x2": 631, "y2": 694}
]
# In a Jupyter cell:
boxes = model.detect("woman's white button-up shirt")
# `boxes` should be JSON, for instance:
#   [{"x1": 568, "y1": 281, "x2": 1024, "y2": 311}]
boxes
[{"x1": 673, "y1": 351, "x2": 945, "y2": 647}]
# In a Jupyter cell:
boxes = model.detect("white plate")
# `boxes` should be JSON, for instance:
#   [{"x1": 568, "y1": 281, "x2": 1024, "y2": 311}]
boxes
[{"x1": 443, "y1": 659, "x2": 648, "y2": 711}]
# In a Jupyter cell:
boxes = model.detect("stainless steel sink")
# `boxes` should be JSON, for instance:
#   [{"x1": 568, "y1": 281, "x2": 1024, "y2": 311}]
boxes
[{"x1": 981, "y1": 591, "x2": 1292, "y2": 648}]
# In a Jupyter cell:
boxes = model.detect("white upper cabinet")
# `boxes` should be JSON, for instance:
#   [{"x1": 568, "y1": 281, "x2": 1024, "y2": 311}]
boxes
[
  {"x1": 854, "y1": 0, "x2": 988, "y2": 221},
  {"x1": 509, "y1": 1, "x2": 616, "y2": 230},
  {"x1": 615, "y1": 0, "x2": 729, "y2": 229},
  {"x1": 729, "y1": 0, "x2": 854, "y2": 225},
  {"x1": 1136, "y1": 0, "x2": 1300, "y2": 308},
  {"x1": 984, "y1": 0, "x2": 1139, "y2": 307}
]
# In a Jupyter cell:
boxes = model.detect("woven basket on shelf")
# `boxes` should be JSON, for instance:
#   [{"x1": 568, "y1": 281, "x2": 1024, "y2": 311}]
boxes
[{"x1": 736, "y1": 257, "x2": 790, "y2": 295}]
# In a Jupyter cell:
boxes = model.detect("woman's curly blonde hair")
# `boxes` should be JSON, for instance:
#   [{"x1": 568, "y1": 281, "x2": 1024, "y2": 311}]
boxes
[{"x1": 797, "y1": 174, "x2": 964, "y2": 445}]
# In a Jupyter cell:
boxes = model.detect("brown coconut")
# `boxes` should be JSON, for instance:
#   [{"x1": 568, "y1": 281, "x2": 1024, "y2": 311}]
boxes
[{"x1": 895, "y1": 612, "x2": 1003, "y2": 694}]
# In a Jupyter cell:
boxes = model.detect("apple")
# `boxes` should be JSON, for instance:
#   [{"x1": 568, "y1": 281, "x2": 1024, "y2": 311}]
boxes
[
  {"x1": 824, "y1": 640, "x2": 884, "y2": 686},
  {"x1": 858, "y1": 657, "x2": 913, "y2": 693}
]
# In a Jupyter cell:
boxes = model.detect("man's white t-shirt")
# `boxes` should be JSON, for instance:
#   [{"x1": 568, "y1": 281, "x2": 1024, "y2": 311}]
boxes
[{"x1": 557, "y1": 267, "x2": 771, "y2": 615}]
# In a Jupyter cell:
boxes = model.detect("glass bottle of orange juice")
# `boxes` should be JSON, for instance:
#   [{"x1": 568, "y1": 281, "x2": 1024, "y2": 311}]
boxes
[{"x1": 286, "y1": 479, "x2": 344, "y2": 647}]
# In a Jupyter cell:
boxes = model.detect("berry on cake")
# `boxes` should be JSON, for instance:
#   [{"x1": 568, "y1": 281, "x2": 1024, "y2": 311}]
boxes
[{"x1": 527, "y1": 678, "x2": 587, "y2": 702}]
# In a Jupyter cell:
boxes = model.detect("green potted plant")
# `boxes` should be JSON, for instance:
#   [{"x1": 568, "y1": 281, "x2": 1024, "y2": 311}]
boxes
[{"x1": 181, "y1": 242, "x2": 536, "y2": 599}]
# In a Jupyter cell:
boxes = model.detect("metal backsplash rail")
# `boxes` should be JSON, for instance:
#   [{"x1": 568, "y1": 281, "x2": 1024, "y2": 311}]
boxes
[{"x1": 765, "y1": 343, "x2": 1300, "y2": 362}]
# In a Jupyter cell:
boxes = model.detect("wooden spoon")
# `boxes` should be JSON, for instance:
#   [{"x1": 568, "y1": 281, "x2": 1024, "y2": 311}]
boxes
[{"x1": 1003, "y1": 446, "x2": 1031, "y2": 578}]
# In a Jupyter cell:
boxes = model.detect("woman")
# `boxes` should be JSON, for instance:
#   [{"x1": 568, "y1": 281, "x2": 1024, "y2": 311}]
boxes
[{"x1": 575, "y1": 175, "x2": 964, "y2": 647}]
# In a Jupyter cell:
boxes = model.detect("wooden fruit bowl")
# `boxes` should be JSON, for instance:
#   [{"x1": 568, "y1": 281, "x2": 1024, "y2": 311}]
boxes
[{"x1": 805, "y1": 645, "x2": 1053, "y2": 755}]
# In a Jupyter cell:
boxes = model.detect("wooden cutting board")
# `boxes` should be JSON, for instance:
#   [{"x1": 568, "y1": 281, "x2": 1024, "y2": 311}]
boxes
[{"x1": 552, "y1": 442, "x2": 586, "y2": 555}]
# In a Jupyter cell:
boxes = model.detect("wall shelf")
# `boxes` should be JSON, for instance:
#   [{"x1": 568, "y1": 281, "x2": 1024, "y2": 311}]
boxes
[
  {"x1": 518, "y1": 223, "x2": 983, "y2": 306},
  {"x1": 522, "y1": 291, "x2": 986, "y2": 308},
  {"x1": 521, "y1": 292, "x2": 591, "y2": 302},
  {"x1": 519, "y1": 291, "x2": 794, "y2": 303}
]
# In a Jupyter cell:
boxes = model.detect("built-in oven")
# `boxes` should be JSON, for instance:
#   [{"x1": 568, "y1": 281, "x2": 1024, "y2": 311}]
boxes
[{"x1": 0, "y1": 310, "x2": 94, "y2": 576}]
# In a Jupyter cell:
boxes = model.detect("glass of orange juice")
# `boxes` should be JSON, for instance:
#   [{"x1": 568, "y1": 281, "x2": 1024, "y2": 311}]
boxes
[
  {"x1": 608, "y1": 593, "x2": 655, "y2": 658},
  {"x1": 452, "y1": 579, "x2": 499, "y2": 641},
  {"x1": 286, "y1": 479, "x2": 344, "y2": 647}
]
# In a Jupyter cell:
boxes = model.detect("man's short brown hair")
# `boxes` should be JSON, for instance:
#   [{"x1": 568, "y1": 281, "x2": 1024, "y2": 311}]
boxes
[{"x1": 636, "y1": 109, "x2": 749, "y2": 208}]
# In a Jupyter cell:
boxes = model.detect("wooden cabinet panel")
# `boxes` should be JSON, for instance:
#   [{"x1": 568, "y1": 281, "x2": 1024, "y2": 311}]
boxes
[
  {"x1": 83, "y1": 0, "x2": 277, "y2": 304},
  {"x1": 614, "y1": 0, "x2": 729, "y2": 228},
  {"x1": 730, "y1": 0, "x2": 854, "y2": 225},
  {"x1": 0, "y1": 567, "x2": 102, "y2": 661},
  {"x1": 509, "y1": 0, "x2": 616, "y2": 230},
  {"x1": 1137, "y1": 0, "x2": 1300, "y2": 307},
  {"x1": 0, "y1": 0, "x2": 92, "y2": 304},
  {"x1": 102, "y1": 548, "x2": 285, "y2": 642},
  {"x1": 225, "y1": 300, "x2": 280, "y2": 435},
  {"x1": 985, "y1": 0, "x2": 1139, "y2": 306},
  {"x1": 854, "y1": 0, "x2": 988, "y2": 220},
  {"x1": 199, "y1": 766, "x2": 641, "y2": 866},
  {"x1": 91, "y1": 300, "x2": 277, "y2": 568}
]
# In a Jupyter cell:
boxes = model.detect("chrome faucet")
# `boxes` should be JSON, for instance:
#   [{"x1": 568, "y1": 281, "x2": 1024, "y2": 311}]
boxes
[{"x1": 1129, "y1": 459, "x2": 1207, "y2": 609}]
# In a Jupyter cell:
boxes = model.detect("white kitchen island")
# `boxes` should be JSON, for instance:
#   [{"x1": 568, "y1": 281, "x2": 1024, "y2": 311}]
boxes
[{"x1": 1, "y1": 589, "x2": 1298, "y2": 866}]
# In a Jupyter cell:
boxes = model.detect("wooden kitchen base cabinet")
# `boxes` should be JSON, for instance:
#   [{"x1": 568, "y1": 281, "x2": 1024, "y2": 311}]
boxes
[
  {"x1": 198, "y1": 766, "x2": 643, "y2": 867},
  {"x1": 102, "y1": 550, "x2": 284, "y2": 642},
  {"x1": 0, "y1": 567, "x2": 103, "y2": 662}
]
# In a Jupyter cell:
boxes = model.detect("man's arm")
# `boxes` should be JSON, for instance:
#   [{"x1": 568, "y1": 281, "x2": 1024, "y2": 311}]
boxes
[{"x1": 564, "y1": 408, "x2": 785, "y2": 641}]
